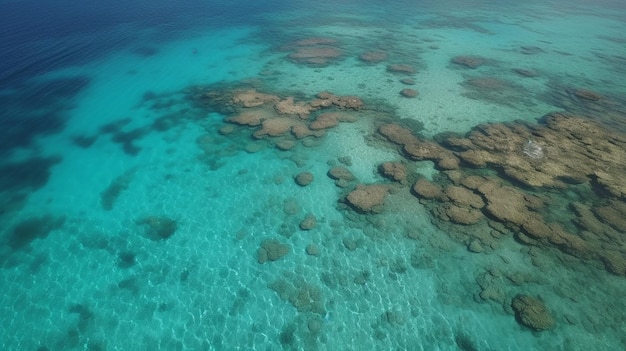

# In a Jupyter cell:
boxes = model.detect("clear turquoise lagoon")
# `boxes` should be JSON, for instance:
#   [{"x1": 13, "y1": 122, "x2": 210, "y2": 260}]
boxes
[{"x1": 1, "y1": 1, "x2": 625, "y2": 350}]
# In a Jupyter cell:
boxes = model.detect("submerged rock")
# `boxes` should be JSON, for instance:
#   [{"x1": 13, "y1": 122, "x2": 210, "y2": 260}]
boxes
[
  {"x1": 513, "y1": 68, "x2": 539, "y2": 77},
  {"x1": 136, "y1": 216, "x2": 177, "y2": 241},
  {"x1": 437, "y1": 203, "x2": 483, "y2": 225},
  {"x1": 328, "y1": 167, "x2": 356, "y2": 182},
  {"x1": 286, "y1": 37, "x2": 342, "y2": 66},
  {"x1": 257, "y1": 239, "x2": 290, "y2": 263},
  {"x1": 511, "y1": 294, "x2": 555, "y2": 331},
  {"x1": 412, "y1": 178, "x2": 443, "y2": 199},
  {"x1": 572, "y1": 88, "x2": 602, "y2": 101},
  {"x1": 101, "y1": 169, "x2": 135, "y2": 211},
  {"x1": 387, "y1": 64, "x2": 416, "y2": 74},
  {"x1": 378, "y1": 162, "x2": 408, "y2": 183},
  {"x1": 359, "y1": 51, "x2": 388, "y2": 63},
  {"x1": 379, "y1": 123, "x2": 459, "y2": 169},
  {"x1": 295, "y1": 172, "x2": 314, "y2": 186},
  {"x1": 601, "y1": 251, "x2": 626, "y2": 276},
  {"x1": 400, "y1": 89, "x2": 418, "y2": 98},
  {"x1": 6, "y1": 215, "x2": 66, "y2": 249},
  {"x1": 345, "y1": 184, "x2": 390, "y2": 213},
  {"x1": 268, "y1": 278, "x2": 325, "y2": 314},
  {"x1": 306, "y1": 244, "x2": 320, "y2": 256},
  {"x1": 451, "y1": 55, "x2": 485, "y2": 69},
  {"x1": 468, "y1": 240, "x2": 485, "y2": 253},
  {"x1": 299, "y1": 213, "x2": 317, "y2": 230}
]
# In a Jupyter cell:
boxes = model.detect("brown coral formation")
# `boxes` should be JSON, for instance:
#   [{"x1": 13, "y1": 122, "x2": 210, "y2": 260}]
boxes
[
  {"x1": 328, "y1": 166, "x2": 356, "y2": 182},
  {"x1": 444, "y1": 185, "x2": 484, "y2": 209},
  {"x1": 437, "y1": 203, "x2": 484, "y2": 225},
  {"x1": 451, "y1": 55, "x2": 485, "y2": 69},
  {"x1": 404, "y1": 112, "x2": 626, "y2": 276},
  {"x1": 232, "y1": 90, "x2": 280, "y2": 107},
  {"x1": 378, "y1": 162, "x2": 408, "y2": 183},
  {"x1": 412, "y1": 178, "x2": 443, "y2": 199},
  {"x1": 511, "y1": 294, "x2": 555, "y2": 331},
  {"x1": 345, "y1": 184, "x2": 390, "y2": 213},
  {"x1": 378, "y1": 123, "x2": 459, "y2": 170},
  {"x1": 275, "y1": 97, "x2": 314, "y2": 117},
  {"x1": 387, "y1": 64, "x2": 416, "y2": 74},
  {"x1": 451, "y1": 112, "x2": 626, "y2": 191},
  {"x1": 191, "y1": 85, "x2": 365, "y2": 152},
  {"x1": 311, "y1": 92, "x2": 364, "y2": 110},
  {"x1": 400, "y1": 89, "x2": 418, "y2": 98},
  {"x1": 413, "y1": 177, "x2": 487, "y2": 226},
  {"x1": 309, "y1": 113, "x2": 338, "y2": 130},
  {"x1": 359, "y1": 51, "x2": 388, "y2": 63},
  {"x1": 309, "y1": 112, "x2": 355, "y2": 130},
  {"x1": 254, "y1": 118, "x2": 304, "y2": 138},
  {"x1": 287, "y1": 37, "x2": 342, "y2": 66}
]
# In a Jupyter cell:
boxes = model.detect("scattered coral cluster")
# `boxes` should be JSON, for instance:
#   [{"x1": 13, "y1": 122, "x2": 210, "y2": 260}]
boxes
[
  {"x1": 183, "y1": 66, "x2": 625, "y2": 335},
  {"x1": 279, "y1": 36, "x2": 422, "y2": 99},
  {"x1": 284, "y1": 37, "x2": 343, "y2": 66},
  {"x1": 188, "y1": 84, "x2": 364, "y2": 153},
  {"x1": 186, "y1": 78, "x2": 626, "y2": 279}
]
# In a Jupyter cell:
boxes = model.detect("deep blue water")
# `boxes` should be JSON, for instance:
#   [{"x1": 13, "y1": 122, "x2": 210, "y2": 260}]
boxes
[
  {"x1": 0, "y1": 0, "x2": 271, "y2": 157},
  {"x1": 2, "y1": 1, "x2": 231, "y2": 87}
]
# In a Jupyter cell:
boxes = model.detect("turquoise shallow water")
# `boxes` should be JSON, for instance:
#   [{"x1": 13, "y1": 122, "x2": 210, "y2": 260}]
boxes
[{"x1": 1, "y1": 0, "x2": 626, "y2": 350}]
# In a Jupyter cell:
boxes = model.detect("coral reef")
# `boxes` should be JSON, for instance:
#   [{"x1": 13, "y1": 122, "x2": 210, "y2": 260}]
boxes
[
  {"x1": 402, "y1": 112, "x2": 626, "y2": 276},
  {"x1": 188, "y1": 85, "x2": 365, "y2": 155}
]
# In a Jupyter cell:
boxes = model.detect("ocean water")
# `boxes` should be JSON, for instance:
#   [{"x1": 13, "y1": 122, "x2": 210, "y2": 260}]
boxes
[{"x1": 1, "y1": 0, "x2": 626, "y2": 350}]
